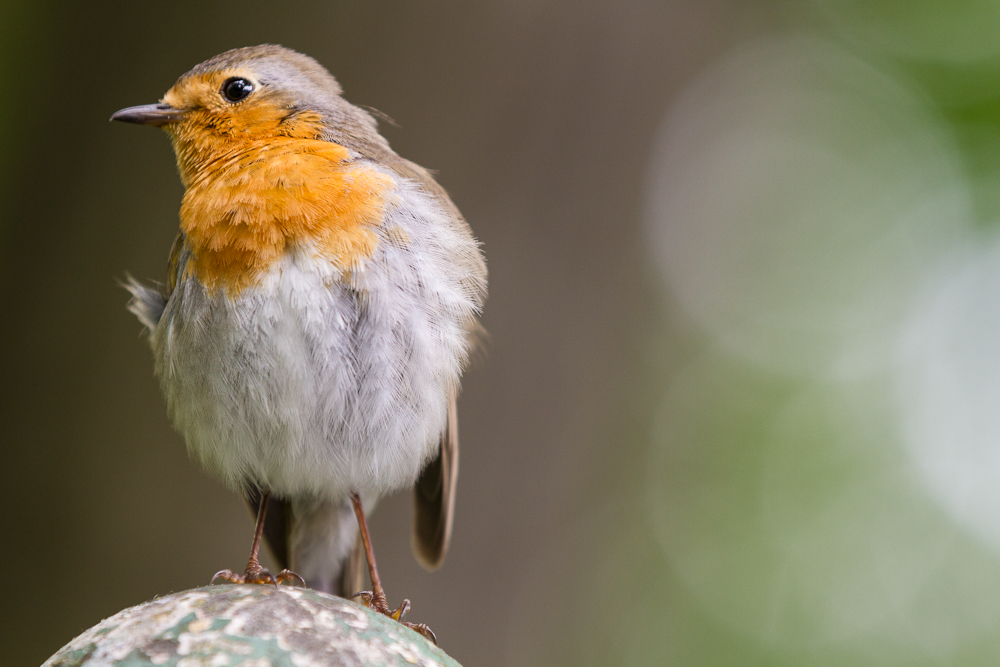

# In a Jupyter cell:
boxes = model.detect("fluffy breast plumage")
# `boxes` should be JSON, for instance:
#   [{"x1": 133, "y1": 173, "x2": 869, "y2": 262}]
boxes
[{"x1": 145, "y1": 175, "x2": 482, "y2": 500}]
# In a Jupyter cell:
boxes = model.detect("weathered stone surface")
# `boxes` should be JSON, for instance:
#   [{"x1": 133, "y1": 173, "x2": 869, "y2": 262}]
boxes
[{"x1": 43, "y1": 585, "x2": 460, "y2": 667}]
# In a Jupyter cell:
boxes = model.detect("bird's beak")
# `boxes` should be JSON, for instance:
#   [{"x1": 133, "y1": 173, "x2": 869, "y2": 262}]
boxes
[{"x1": 110, "y1": 103, "x2": 185, "y2": 127}]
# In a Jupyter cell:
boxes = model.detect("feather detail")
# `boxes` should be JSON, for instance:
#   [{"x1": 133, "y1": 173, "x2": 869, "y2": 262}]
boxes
[
  {"x1": 175, "y1": 136, "x2": 393, "y2": 296},
  {"x1": 412, "y1": 386, "x2": 459, "y2": 570},
  {"x1": 123, "y1": 274, "x2": 167, "y2": 332}
]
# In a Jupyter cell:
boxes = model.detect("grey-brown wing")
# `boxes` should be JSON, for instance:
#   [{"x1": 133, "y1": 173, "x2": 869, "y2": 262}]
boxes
[
  {"x1": 329, "y1": 127, "x2": 482, "y2": 575},
  {"x1": 412, "y1": 386, "x2": 459, "y2": 570},
  {"x1": 380, "y1": 157, "x2": 479, "y2": 571},
  {"x1": 377, "y1": 154, "x2": 488, "y2": 311}
]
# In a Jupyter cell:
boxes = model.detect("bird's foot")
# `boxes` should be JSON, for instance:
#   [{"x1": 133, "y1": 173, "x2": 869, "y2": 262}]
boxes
[
  {"x1": 211, "y1": 561, "x2": 305, "y2": 588},
  {"x1": 353, "y1": 590, "x2": 437, "y2": 644}
]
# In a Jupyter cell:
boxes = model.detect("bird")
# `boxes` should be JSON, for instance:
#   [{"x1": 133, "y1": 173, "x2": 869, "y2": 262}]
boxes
[{"x1": 110, "y1": 44, "x2": 487, "y2": 642}]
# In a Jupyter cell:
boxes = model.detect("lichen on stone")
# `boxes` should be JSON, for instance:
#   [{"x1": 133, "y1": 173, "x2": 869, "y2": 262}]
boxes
[{"x1": 44, "y1": 585, "x2": 460, "y2": 667}]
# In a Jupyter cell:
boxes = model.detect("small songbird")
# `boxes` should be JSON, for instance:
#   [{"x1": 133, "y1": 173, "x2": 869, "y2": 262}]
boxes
[{"x1": 111, "y1": 45, "x2": 486, "y2": 641}]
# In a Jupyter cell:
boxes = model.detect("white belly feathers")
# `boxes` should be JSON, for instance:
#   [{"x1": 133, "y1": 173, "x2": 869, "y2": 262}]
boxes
[{"x1": 147, "y1": 179, "x2": 478, "y2": 499}]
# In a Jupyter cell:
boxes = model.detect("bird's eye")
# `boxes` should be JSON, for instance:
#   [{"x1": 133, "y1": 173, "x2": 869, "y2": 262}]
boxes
[{"x1": 222, "y1": 77, "x2": 255, "y2": 103}]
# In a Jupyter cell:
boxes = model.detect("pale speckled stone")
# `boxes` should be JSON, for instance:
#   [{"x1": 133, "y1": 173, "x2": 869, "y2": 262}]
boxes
[{"x1": 43, "y1": 585, "x2": 460, "y2": 667}]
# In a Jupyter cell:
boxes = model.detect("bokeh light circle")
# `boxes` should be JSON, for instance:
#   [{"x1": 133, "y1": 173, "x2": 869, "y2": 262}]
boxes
[
  {"x1": 643, "y1": 36, "x2": 971, "y2": 378},
  {"x1": 897, "y1": 239, "x2": 1000, "y2": 553},
  {"x1": 647, "y1": 351, "x2": 955, "y2": 650}
]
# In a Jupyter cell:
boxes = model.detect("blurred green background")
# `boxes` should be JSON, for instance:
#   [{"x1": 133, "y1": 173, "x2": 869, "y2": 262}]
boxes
[{"x1": 5, "y1": 1, "x2": 1000, "y2": 665}]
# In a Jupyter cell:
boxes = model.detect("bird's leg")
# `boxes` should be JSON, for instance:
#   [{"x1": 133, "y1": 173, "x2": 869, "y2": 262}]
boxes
[
  {"x1": 212, "y1": 490, "x2": 305, "y2": 587},
  {"x1": 350, "y1": 492, "x2": 437, "y2": 644},
  {"x1": 351, "y1": 492, "x2": 389, "y2": 609}
]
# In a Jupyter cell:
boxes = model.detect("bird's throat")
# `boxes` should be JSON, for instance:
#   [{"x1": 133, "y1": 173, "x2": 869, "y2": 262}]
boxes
[{"x1": 171, "y1": 133, "x2": 395, "y2": 297}]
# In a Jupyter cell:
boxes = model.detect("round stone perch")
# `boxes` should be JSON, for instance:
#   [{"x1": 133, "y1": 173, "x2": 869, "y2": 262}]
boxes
[{"x1": 44, "y1": 584, "x2": 460, "y2": 667}]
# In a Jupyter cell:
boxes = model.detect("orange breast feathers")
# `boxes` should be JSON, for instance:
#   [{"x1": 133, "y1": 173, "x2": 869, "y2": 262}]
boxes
[{"x1": 170, "y1": 125, "x2": 395, "y2": 296}]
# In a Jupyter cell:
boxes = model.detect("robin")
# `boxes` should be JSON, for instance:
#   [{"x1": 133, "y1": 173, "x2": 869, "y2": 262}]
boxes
[{"x1": 111, "y1": 44, "x2": 487, "y2": 642}]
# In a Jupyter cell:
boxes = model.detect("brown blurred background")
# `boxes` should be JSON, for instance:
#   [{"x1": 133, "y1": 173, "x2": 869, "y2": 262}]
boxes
[
  {"x1": 0, "y1": 2, "x2": 747, "y2": 664},
  {"x1": 9, "y1": 1, "x2": 1000, "y2": 666}
]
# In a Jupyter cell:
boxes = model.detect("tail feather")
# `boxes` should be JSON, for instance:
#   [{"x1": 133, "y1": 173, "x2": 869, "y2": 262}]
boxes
[{"x1": 289, "y1": 496, "x2": 369, "y2": 596}]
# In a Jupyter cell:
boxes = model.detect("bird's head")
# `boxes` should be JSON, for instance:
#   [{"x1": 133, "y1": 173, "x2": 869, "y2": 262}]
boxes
[{"x1": 111, "y1": 45, "x2": 389, "y2": 185}]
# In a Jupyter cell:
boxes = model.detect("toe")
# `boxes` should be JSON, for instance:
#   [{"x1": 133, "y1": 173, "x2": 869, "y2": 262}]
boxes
[
  {"x1": 406, "y1": 622, "x2": 437, "y2": 645},
  {"x1": 245, "y1": 568, "x2": 278, "y2": 586},
  {"x1": 276, "y1": 569, "x2": 306, "y2": 587},
  {"x1": 352, "y1": 590, "x2": 374, "y2": 607},
  {"x1": 390, "y1": 599, "x2": 411, "y2": 621},
  {"x1": 211, "y1": 569, "x2": 244, "y2": 585}
]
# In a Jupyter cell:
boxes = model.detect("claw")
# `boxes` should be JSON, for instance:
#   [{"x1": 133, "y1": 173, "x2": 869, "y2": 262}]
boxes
[
  {"x1": 390, "y1": 599, "x2": 410, "y2": 621},
  {"x1": 352, "y1": 590, "x2": 435, "y2": 643},
  {"x1": 213, "y1": 491, "x2": 305, "y2": 589},
  {"x1": 211, "y1": 563, "x2": 302, "y2": 588},
  {"x1": 352, "y1": 590, "x2": 390, "y2": 614},
  {"x1": 405, "y1": 622, "x2": 437, "y2": 645},
  {"x1": 276, "y1": 569, "x2": 306, "y2": 587},
  {"x1": 211, "y1": 569, "x2": 242, "y2": 585},
  {"x1": 347, "y1": 494, "x2": 436, "y2": 643}
]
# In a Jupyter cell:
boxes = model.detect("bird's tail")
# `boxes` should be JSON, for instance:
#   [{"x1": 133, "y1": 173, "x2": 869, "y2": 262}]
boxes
[{"x1": 287, "y1": 495, "x2": 368, "y2": 597}]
